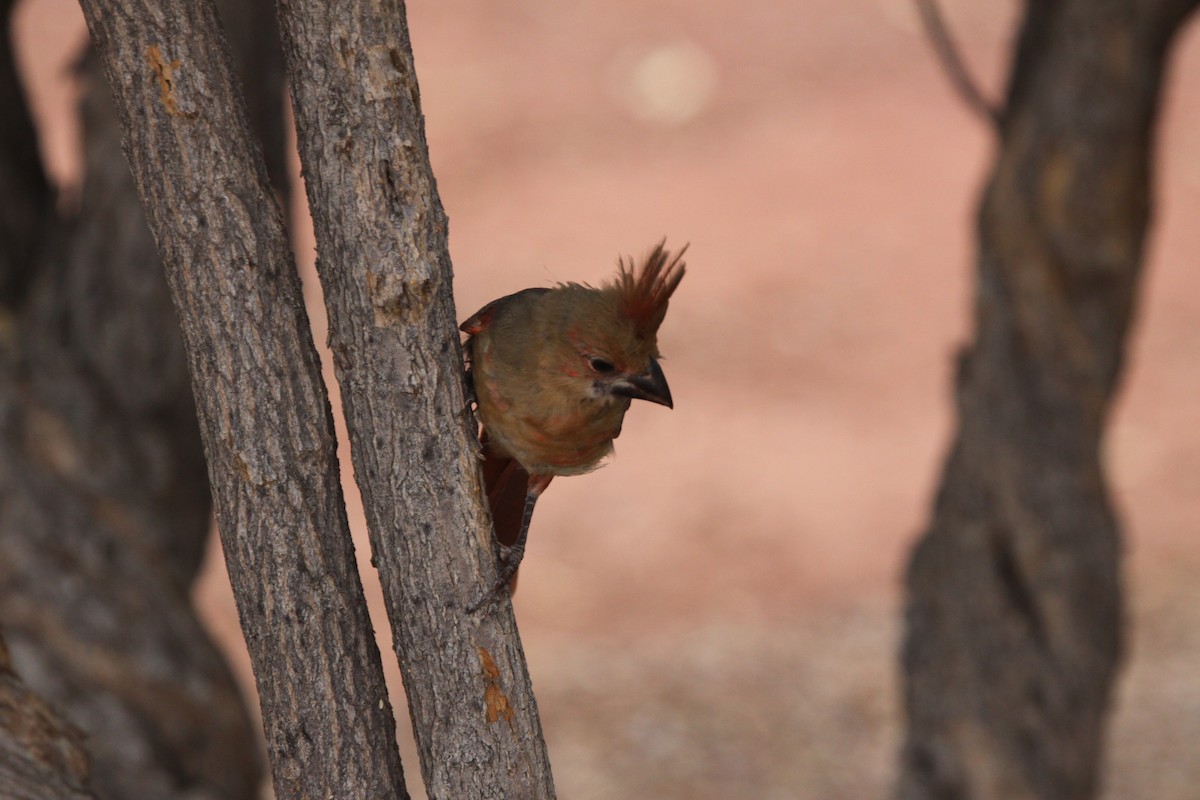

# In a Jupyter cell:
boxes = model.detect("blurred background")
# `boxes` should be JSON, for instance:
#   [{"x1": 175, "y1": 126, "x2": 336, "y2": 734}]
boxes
[{"x1": 14, "y1": 0, "x2": 1200, "y2": 797}]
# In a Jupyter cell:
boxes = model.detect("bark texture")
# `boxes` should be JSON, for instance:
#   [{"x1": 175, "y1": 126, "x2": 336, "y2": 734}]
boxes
[
  {"x1": 274, "y1": 1, "x2": 556, "y2": 797},
  {"x1": 75, "y1": 0, "x2": 408, "y2": 798},
  {"x1": 0, "y1": 1, "x2": 283, "y2": 797},
  {"x1": 899, "y1": 2, "x2": 1199, "y2": 799}
]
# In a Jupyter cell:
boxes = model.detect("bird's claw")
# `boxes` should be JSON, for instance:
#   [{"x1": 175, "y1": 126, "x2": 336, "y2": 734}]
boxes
[
  {"x1": 465, "y1": 544, "x2": 521, "y2": 613},
  {"x1": 466, "y1": 576, "x2": 508, "y2": 613}
]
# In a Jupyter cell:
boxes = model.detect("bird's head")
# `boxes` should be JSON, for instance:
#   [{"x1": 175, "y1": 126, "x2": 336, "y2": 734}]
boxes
[{"x1": 547, "y1": 242, "x2": 686, "y2": 409}]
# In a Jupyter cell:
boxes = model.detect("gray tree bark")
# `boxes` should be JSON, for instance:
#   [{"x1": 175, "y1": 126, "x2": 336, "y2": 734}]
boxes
[
  {"x1": 273, "y1": 1, "x2": 557, "y2": 797},
  {"x1": 900, "y1": 2, "x2": 1200, "y2": 799},
  {"x1": 75, "y1": 0, "x2": 409, "y2": 798}
]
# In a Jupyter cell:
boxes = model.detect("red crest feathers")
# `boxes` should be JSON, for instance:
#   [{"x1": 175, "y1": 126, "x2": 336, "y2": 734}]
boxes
[{"x1": 611, "y1": 240, "x2": 687, "y2": 338}]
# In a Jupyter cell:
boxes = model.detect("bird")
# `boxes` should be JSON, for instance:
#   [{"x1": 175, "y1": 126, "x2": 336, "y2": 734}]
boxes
[{"x1": 461, "y1": 241, "x2": 686, "y2": 611}]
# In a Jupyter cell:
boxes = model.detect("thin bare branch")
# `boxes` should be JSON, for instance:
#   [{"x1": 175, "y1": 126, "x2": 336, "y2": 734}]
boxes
[{"x1": 914, "y1": 0, "x2": 1002, "y2": 130}]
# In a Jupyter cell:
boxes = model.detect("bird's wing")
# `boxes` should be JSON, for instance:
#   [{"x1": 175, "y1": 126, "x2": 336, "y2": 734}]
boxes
[
  {"x1": 463, "y1": 286, "x2": 553, "y2": 596},
  {"x1": 460, "y1": 287, "x2": 551, "y2": 335},
  {"x1": 463, "y1": 288, "x2": 552, "y2": 547}
]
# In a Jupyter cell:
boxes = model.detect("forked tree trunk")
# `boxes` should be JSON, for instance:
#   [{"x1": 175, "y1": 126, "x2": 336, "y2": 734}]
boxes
[
  {"x1": 899, "y1": 2, "x2": 1199, "y2": 799},
  {"x1": 76, "y1": 0, "x2": 411, "y2": 796},
  {"x1": 76, "y1": 0, "x2": 557, "y2": 794}
]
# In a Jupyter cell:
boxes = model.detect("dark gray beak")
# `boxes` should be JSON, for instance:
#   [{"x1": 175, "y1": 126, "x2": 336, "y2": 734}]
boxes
[{"x1": 612, "y1": 357, "x2": 673, "y2": 409}]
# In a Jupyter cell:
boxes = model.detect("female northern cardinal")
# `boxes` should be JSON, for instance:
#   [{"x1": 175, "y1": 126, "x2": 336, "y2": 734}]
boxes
[{"x1": 462, "y1": 242, "x2": 686, "y2": 610}]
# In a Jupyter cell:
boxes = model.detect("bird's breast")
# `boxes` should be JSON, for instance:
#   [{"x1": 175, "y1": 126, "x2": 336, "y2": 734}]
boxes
[
  {"x1": 473, "y1": 350, "x2": 627, "y2": 476},
  {"x1": 484, "y1": 403, "x2": 626, "y2": 477}
]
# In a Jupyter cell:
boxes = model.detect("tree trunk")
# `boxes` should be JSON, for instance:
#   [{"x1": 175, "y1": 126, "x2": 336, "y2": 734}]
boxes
[
  {"x1": 0, "y1": 635, "x2": 94, "y2": 800},
  {"x1": 75, "y1": 0, "x2": 409, "y2": 797},
  {"x1": 272, "y1": 1, "x2": 557, "y2": 797},
  {"x1": 0, "y1": 1, "x2": 287, "y2": 797},
  {"x1": 899, "y1": 2, "x2": 1199, "y2": 799}
]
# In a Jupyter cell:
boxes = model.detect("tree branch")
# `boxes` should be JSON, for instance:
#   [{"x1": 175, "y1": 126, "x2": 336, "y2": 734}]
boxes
[{"x1": 914, "y1": 0, "x2": 1002, "y2": 130}]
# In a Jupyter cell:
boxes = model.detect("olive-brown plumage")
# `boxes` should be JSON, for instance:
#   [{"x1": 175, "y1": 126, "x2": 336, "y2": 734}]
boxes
[{"x1": 462, "y1": 242, "x2": 686, "y2": 610}]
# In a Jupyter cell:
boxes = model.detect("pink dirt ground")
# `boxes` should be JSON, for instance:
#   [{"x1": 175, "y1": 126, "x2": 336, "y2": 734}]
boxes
[{"x1": 15, "y1": 2, "x2": 1200, "y2": 797}]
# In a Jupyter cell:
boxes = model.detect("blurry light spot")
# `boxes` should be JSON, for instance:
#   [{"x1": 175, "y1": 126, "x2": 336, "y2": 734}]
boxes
[{"x1": 618, "y1": 41, "x2": 718, "y2": 126}]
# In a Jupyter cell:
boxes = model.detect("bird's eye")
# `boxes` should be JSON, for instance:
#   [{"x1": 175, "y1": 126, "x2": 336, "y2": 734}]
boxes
[{"x1": 589, "y1": 357, "x2": 616, "y2": 374}]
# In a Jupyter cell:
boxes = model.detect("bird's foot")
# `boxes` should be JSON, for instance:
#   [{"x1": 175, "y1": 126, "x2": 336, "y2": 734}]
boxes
[{"x1": 466, "y1": 543, "x2": 523, "y2": 613}]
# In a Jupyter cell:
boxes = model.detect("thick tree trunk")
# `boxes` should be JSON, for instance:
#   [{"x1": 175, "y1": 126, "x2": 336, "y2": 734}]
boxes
[
  {"x1": 899, "y1": 2, "x2": 1199, "y2": 799},
  {"x1": 0, "y1": 635, "x2": 94, "y2": 800},
  {"x1": 273, "y1": 1, "x2": 556, "y2": 797},
  {"x1": 75, "y1": 0, "x2": 409, "y2": 798},
  {"x1": 0, "y1": 1, "x2": 286, "y2": 797}
]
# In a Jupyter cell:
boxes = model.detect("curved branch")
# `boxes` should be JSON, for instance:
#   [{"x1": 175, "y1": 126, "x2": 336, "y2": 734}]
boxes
[{"x1": 914, "y1": 0, "x2": 1003, "y2": 130}]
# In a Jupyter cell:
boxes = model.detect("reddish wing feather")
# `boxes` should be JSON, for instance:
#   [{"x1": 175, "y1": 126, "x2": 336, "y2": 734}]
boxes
[
  {"x1": 460, "y1": 309, "x2": 492, "y2": 336},
  {"x1": 612, "y1": 241, "x2": 687, "y2": 338},
  {"x1": 477, "y1": 433, "x2": 529, "y2": 594},
  {"x1": 479, "y1": 438, "x2": 529, "y2": 549}
]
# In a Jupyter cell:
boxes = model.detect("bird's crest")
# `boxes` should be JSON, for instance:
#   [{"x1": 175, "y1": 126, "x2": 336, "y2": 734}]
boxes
[{"x1": 610, "y1": 241, "x2": 687, "y2": 339}]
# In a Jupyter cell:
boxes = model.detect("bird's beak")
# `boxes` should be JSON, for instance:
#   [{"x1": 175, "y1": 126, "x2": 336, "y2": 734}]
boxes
[{"x1": 612, "y1": 357, "x2": 673, "y2": 409}]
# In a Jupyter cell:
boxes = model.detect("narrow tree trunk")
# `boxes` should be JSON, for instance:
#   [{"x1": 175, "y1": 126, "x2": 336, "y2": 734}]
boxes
[
  {"x1": 75, "y1": 1, "x2": 409, "y2": 797},
  {"x1": 899, "y1": 2, "x2": 1199, "y2": 799},
  {"x1": 272, "y1": 1, "x2": 556, "y2": 797}
]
